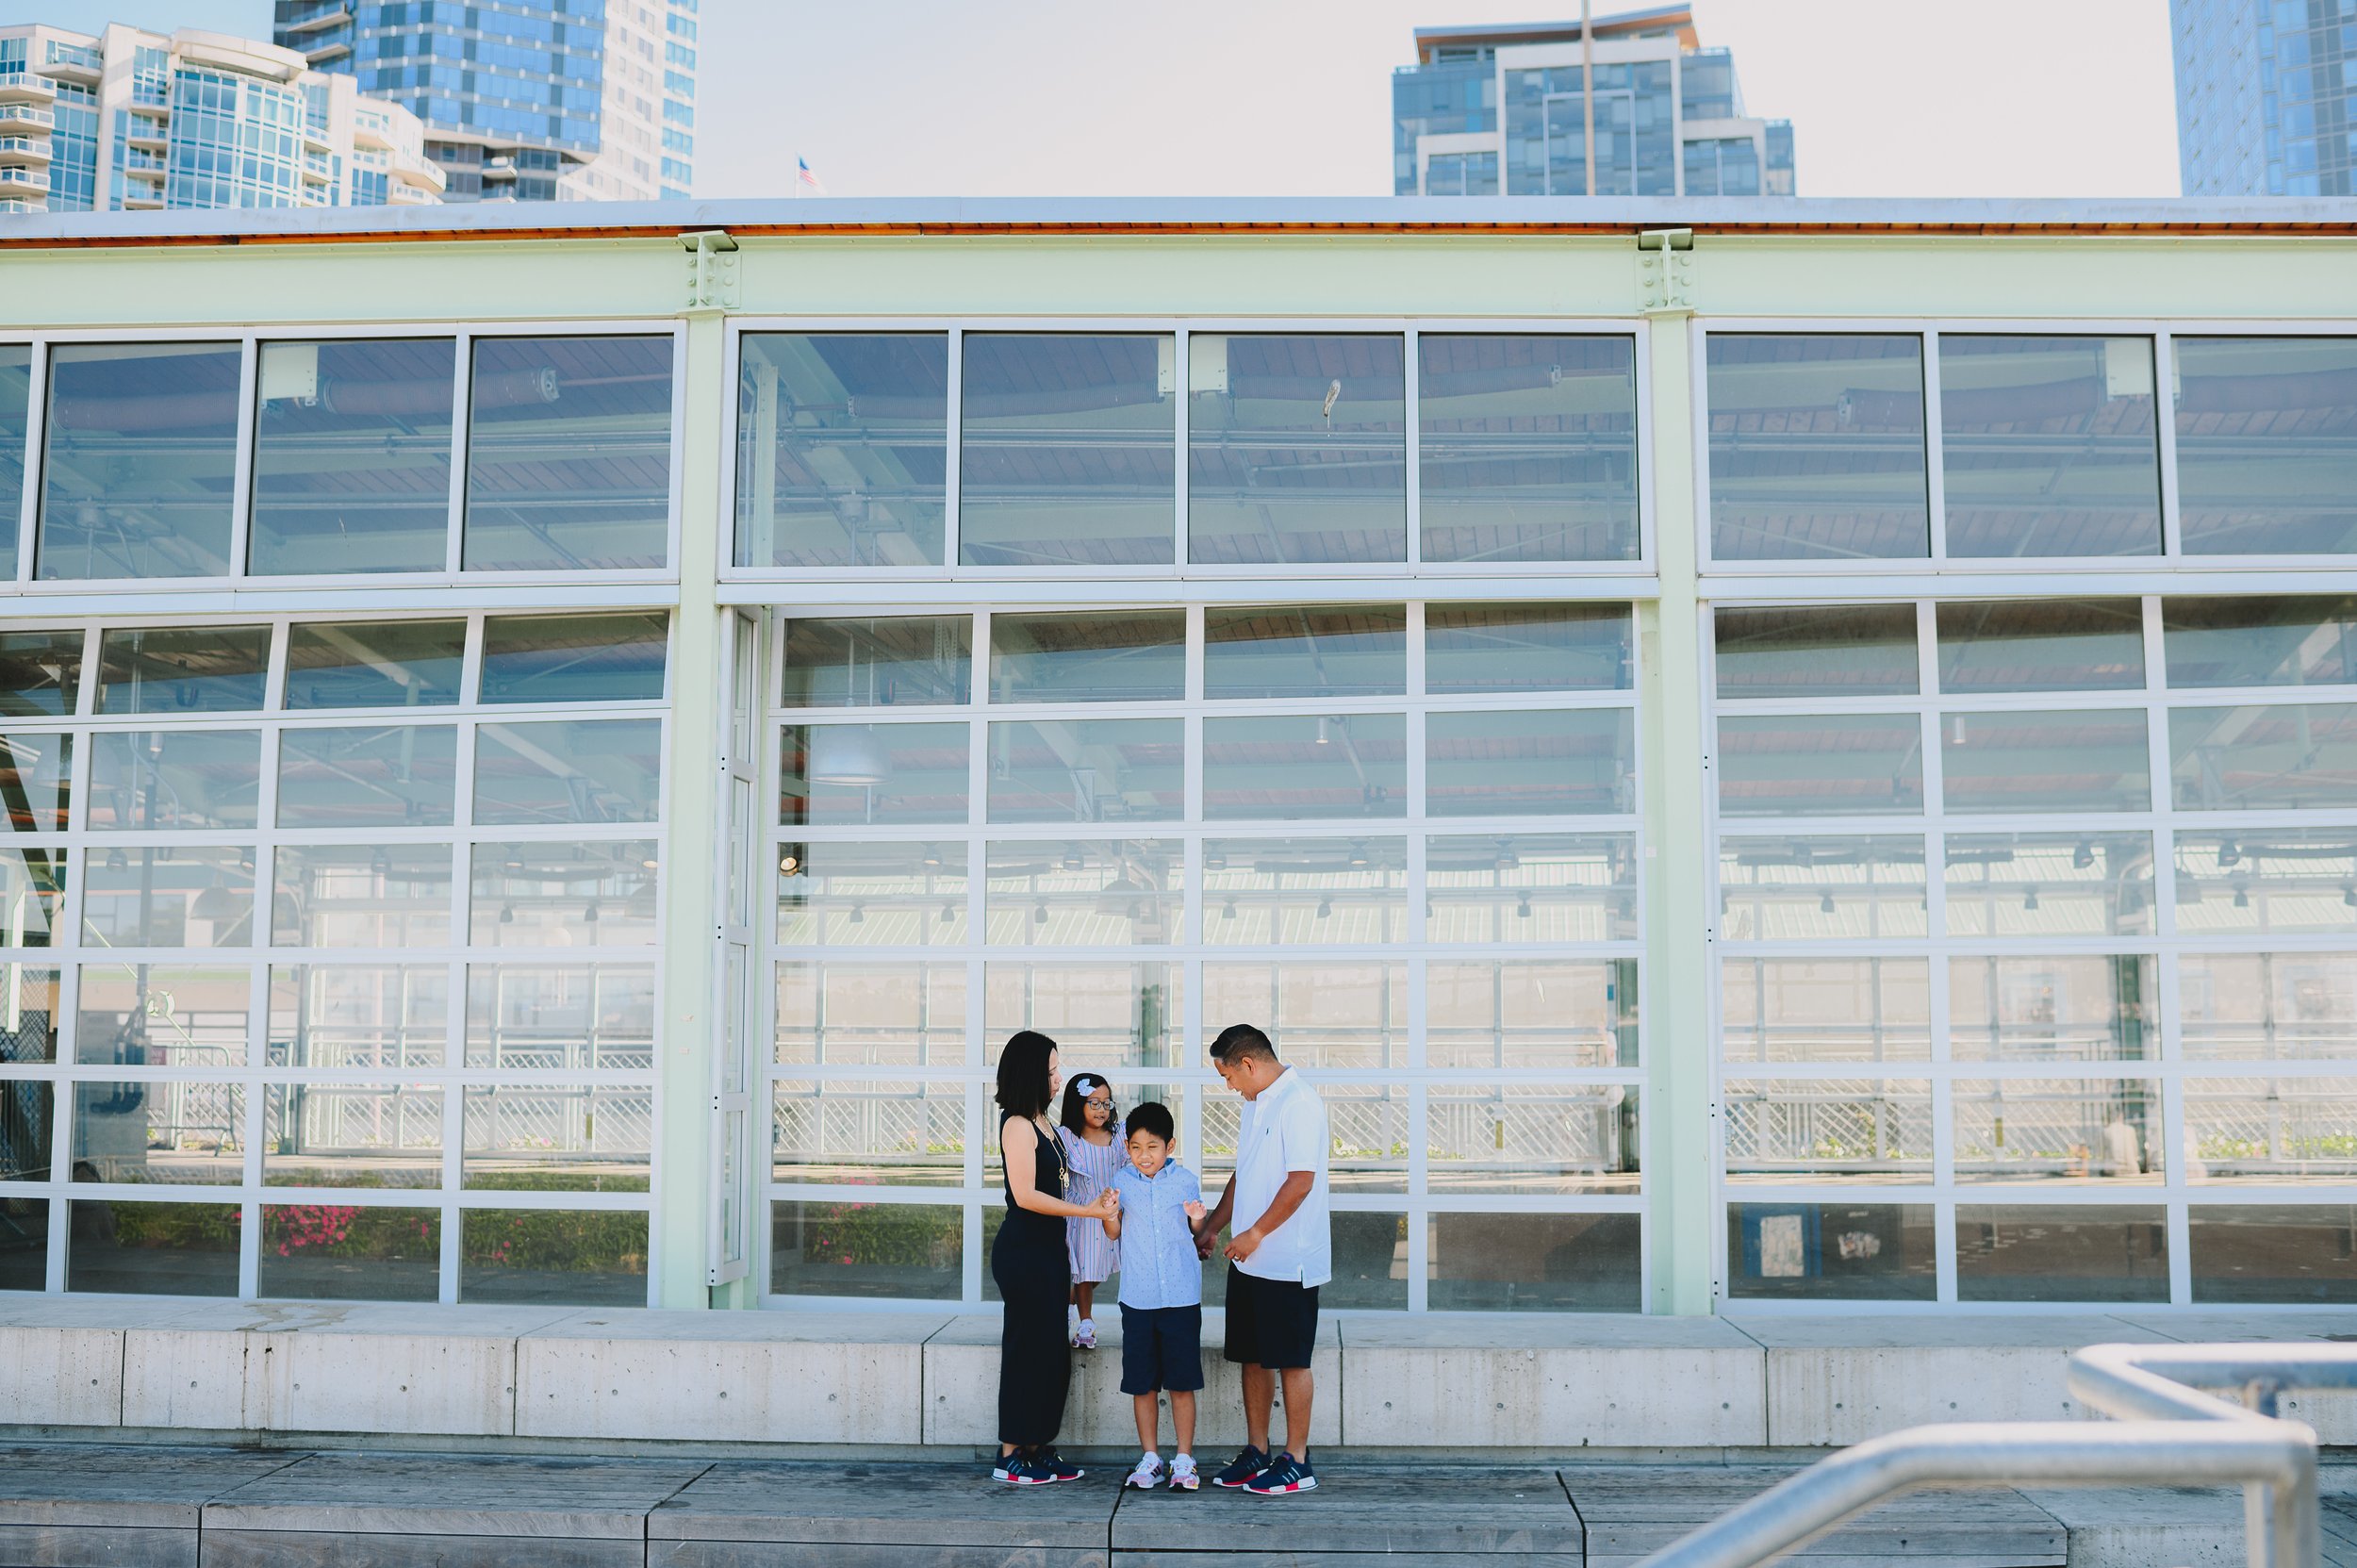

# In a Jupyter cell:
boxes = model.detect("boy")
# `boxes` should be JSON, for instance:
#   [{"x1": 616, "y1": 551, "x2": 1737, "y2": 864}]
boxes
[{"x1": 1099, "y1": 1100, "x2": 1208, "y2": 1491}]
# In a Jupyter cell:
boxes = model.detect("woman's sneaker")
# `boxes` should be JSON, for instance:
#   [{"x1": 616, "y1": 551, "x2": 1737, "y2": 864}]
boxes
[
  {"x1": 1124, "y1": 1452, "x2": 1166, "y2": 1490},
  {"x1": 1075, "y1": 1319, "x2": 1097, "y2": 1350},
  {"x1": 1169, "y1": 1453, "x2": 1201, "y2": 1492},
  {"x1": 1211, "y1": 1444, "x2": 1269, "y2": 1488},
  {"x1": 991, "y1": 1451, "x2": 1030, "y2": 1484},
  {"x1": 1243, "y1": 1452, "x2": 1317, "y2": 1494},
  {"x1": 1023, "y1": 1450, "x2": 1084, "y2": 1484}
]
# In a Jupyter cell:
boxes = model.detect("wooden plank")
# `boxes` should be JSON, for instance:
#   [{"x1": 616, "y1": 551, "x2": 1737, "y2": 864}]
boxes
[
  {"x1": 198, "y1": 1529, "x2": 641, "y2": 1568},
  {"x1": 0, "y1": 1445, "x2": 300, "y2": 1529},
  {"x1": 1107, "y1": 1467, "x2": 1579, "y2": 1556},
  {"x1": 1114, "y1": 1555, "x2": 1583, "y2": 1568},
  {"x1": 1567, "y1": 1467, "x2": 2063, "y2": 1565},
  {"x1": 651, "y1": 1462, "x2": 1116, "y2": 1548},
  {"x1": 202, "y1": 1454, "x2": 710, "y2": 1541},
  {"x1": 0, "y1": 1522, "x2": 196, "y2": 1568},
  {"x1": 654, "y1": 1544, "x2": 1108, "y2": 1568},
  {"x1": 2322, "y1": 1495, "x2": 2357, "y2": 1568}
]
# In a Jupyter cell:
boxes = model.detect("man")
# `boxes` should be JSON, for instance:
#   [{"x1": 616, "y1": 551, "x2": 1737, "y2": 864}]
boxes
[{"x1": 1196, "y1": 1022, "x2": 1327, "y2": 1495}]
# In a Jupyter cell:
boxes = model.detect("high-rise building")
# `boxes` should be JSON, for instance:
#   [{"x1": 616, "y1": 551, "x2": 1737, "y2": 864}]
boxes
[
  {"x1": 2172, "y1": 0, "x2": 2355, "y2": 196},
  {"x1": 1393, "y1": 5, "x2": 1795, "y2": 196},
  {"x1": 274, "y1": 1, "x2": 698, "y2": 203},
  {"x1": 0, "y1": 22, "x2": 440, "y2": 214}
]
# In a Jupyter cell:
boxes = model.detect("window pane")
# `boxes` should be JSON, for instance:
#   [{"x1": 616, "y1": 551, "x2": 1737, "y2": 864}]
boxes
[
  {"x1": 1428, "y1": 834, "x2": 1639, "y2": 943},
  {"x1": 960, "y1": 333, "x2": 1175, "y2": 568},
  {"x1": 0, "y1": 630, "x2": 84, "y2": 718},
  {"x1": 463, "y1": 335, "x2": 672, "y2": 570},
  {"x1": 1706, "y1": 334, "x2": 1929, "y2": 561},
  {"x1": 1940, "y1": 335, "x2": 2162, "y2": 558},
  {"x1": 263, "y1": 1083, "x2": 443, "y2": 1188},
  {"x1": 985, "y1": 838, "x2": 1181, "y2": 947},
  {"x1": 1955, "y1": 1205, "x2": 2168, "y2": 1303},
  {"x1": 0, "y1": 345, "x2": 24, "y2": 579},
  {"x1": 2173, "y1": 829, "x2": 2357, "y2": 934},
  {"x1": 277, "y1": 724, "x2": 458, "y2": 828},
  {"x1": 782, "y1": 721, "x2": 968, "y2": 826},
  {"x1": 0, "y1": 1080, "x2": 51, "y2": 1186},
  {"x1": 988, "y1": 611, "x2": 1184, "y2": 703},
  {"x1": 2180, "y1": 952, "x2": 2357, "y2": 1062},
  {"x1": 88, "y1": 730, "x2": 260, "y2": 830},
  {"x1": 1427, "y1": 1084, "x2": 1640, "y2": 1196},
  {"x1": 1935, "y1": 600, "x2": 2146, "y2": 693},
  {"x1": 1726, "y1": 1201, "x2": 1937, "y2": 1300},
  {"x1": 733, "y1": 333, "x2": 947, "y2": 569},
  {"x1": 258, "y1": 1206, "x2": 440, "y2": 1303},
  {"x1": 459, "y1": 1209, "x2": 647, "y2": 1305},
  {"x1": 1428, "y1": 960, "x2": 1636, "y2": 1069},
  {"x1": 0, "y1": 846, "x2": 64, "y2": 947},
  {"x1": 777, "y1": 962, "x2": 967, "y2": 1067},
  {"x1": 1203, "y1": 714, "x2": 1407, "y2": 820},
  {"x1": 1944, "y1": 832, "x2": 2154, "y2": 938},
  {"x1": 272, "y1": 846, "x2": 453, "y2": 948},
  {"x1": 2188, "y1": 1206, "x2": 2357, "y2": 1303},
  {"x1": 770, "y1": 1199, "x2": 960, "y2": 1299},
  {"x1": 1721, "y1": 958, "x2": 1931, "y2": 1064},
  {"x1": 41, "y1": 342, "x2": 241, "y2": 580},
  {"x1": 462, "y1": 1084, "x2": 649, "y2": 1192},
  {"x1": 984, "y1": 962, "x2": 1183, "y2": 1073},
  {"x1": 1716, "y1": 715, "x2": 1925, "y2": 817},
  {"x1": 68, "y1": 1201, "x2": 239, "y2": 1296},
  {"x1": 2175, "y1": 337, "x2": 2357, "y2": 555},
  {"x1": 74, "y1": 964, "x2": 250, "y2": 1067},
  {"x1": 1723, "y1": 1078, "x2": 1932, "y2": 1180},
  {"x1": 1721, "y1": 835, "x2": 1927, "y2": 941},
  {"x1": 1427, "y1": 708, "x2": 1635, "y2": 817},
  {"x1": 1942, "y1": 710, "x2": 2151, "y2": 814},
  {"x1": 1200, "y1": 961, "x2": 1405, "y2": 1069},
  {"x1": 984, "y1": 718, "x2": 1180, "y2": 824},
  {"x1": 1204, "y1": 604, "x2": 1407, "y2": 700},
  {"x1": 2169, "y1": 703, "x2": 2357, "y2": 810},
  {"x1": 464, "y1": 963, "x2": 655, "y2": 1070},
  {"x1": 251, "y1": 338, "x2": 456, "y2": 575},
  {"x1": 1953, "y1": 1078, "x2": 2164, "y2": 1182},
  {"x1": 1203, "y1": 835, "x2": 1407, "y2": 947},
  {"x1": 473, "y1": 718, "x2": 660, "y2": 826},
  {"x1": 268, "y1": 963, "x2": 448, "y2": 1068},
  {"x1": 0, "y1": 734, "x2": 69, "y2": 833},
  {"x1": 82, "y1": 847, "x2": 251, "y2": 948},
  {"x1": 73, "y1": 1081, "x2": 243, "y2": 1183},
  {"x1": 1318, "y1": 1082, "x2": 1409, "y2": 1193},
  {"x1": 469, "y1": 841, "x2": 658, "y2": 947},
  {"x1": 1425, "y1": 602, "x2": 1631, "y2": 694},
  {"x1": 0, "y1": 968, "x2": 59, "y2": 1065},
  {"x1": 781, "y1": 616, "x2": 971, "y2": 707},
  {"x1": 1322, "y1": 1212, "x2": 1409, "y2": 1311},
  {"x1": 2163, "y1": 595, "x2": 2357, "y2": 688},
  {"x1": 1714, "y1": 604, "x2": 1920, "y2": 698},
  {"x1": 772, "y1": 1080, "x2": 965, "y2": 1186},
  {"x1": 1428, "y1": 1212, "x2": 1640, "y2": 1312},
  {"x1": 1419, "y1": 334, "x2": 1640, "y2": 564},
  {"x1": 778, "y1": 840, "x2": 967, "y2": 947},
  {"x1": 283, "y1": 620, "x2": 464, "y2": 709},
  {"x1": 1188, "y1": 334, "x2": 1407, "y2": 565},
  {"x1": 1950, "y1": 955, "x2": 2156, "y2": 1063},
  {"x1": 2185, "y1": 1078, "x2": 2357, "y2": 1183},
  {"x1": 95, "y1": 625, "x2": 270, "y2": 714},
  {"x1": 479, "y1": 613, "x2": 668, "y2": 704}
]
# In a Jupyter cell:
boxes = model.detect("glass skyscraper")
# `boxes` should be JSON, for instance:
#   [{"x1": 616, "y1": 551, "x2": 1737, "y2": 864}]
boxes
[
  {"x1": 2173, "y1": 0, "x2": 2356, "y2": 195},
  {"x1": 273, "y1": 0, "x2": 697, "y2": 203}
]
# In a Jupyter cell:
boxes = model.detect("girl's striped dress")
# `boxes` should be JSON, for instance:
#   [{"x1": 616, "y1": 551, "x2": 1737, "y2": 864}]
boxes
[{"x1": 1060, "y1": 1127, "x2": 1128, "y2": 1284}]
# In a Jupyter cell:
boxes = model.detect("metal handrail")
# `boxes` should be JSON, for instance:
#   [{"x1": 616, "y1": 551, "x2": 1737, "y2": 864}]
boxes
[{"x1": 1634, "y1": 1342, "x2": 2357, "y2": 1568}]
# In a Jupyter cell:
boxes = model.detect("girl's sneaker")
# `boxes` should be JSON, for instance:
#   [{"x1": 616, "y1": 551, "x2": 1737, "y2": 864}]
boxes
[
  {"x1": 1124, "y1": 1452, "x2": 1166, "y2": 1490},
  {"x1": 1075, "y1": 1318, "x2": 1097, "y2": 1350},
  {"x1": 1169, "y1": 1454, "x2": 1200, "y2": 1492}
]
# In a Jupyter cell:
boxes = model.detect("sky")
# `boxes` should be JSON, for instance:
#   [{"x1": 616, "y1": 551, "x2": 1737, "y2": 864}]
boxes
[{"x1": 54, "y1": 0, "x2": 2184, "y2": 201}]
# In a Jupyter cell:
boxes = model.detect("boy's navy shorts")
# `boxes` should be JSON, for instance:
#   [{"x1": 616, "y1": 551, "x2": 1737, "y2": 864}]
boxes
[
  {"x1": 1221, "y1": 1264, "x2": 1320, "y2": 1371},
  {"x1": 1118, "y1": 1303, "x2": 1205, "y2": 1395}
]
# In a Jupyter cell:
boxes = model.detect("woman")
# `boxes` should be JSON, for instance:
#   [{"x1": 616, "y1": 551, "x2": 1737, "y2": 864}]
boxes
[
  {"x1": 992, "y1": 1030, "x2": 1116, "y2": 1485},
  {"x1": 1058, "y1": 1072, "x2": 1126, "y2": 1349}
]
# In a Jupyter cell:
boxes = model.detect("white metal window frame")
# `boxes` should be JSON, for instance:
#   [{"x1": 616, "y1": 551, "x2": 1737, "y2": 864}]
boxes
[
  {"x1": 0, "y1": 606, "x2": 678, "y2": 1304},
  {"x1": 751, "y1": 598, "x2": 1651, "y2": 1313},
  {"x1": 1701, "y1": 593, "x2": 2357, "y2": 1314}
]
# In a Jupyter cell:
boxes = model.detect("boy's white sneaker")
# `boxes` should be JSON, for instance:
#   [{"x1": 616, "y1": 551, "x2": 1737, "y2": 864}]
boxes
[
  {"x1": 1169, "y1": 1453, "x2": 1200, "y2": 1492},
  {"x1": 1125, "y1": 1452, "x2": 1167, "y2": 1490}
]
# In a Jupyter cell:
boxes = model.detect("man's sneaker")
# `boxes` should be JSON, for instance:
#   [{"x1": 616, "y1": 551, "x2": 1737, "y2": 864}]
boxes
[
  {"x1": 1242, "y1": 1452, "x2": 1317, "y2": 1494},
  {"x1": 1211, "y1": 1445, "x2": 1268, "y2": 1488},
  {"x1": 1169, "y1": 1453, "x2": 1200, "y2": 1492},
  {"x1": 1075, "y1": 1319, "x2": 1097, "y2": 1350},
  {"x1": 1023, "y1": 1450, "x2": 1084, "y2": 1484},
  {"x1": 1124, "y1": 1452, "x2": 1166, "y2": 1490}
]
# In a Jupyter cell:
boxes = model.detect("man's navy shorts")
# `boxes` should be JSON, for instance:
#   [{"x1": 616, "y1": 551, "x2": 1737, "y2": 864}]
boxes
[
  {"x1": 1118, "y1": 1303, "x2": 1205, "y2": 1395},
  {"x1": 1221, "y1": 1264, "x2": 1320, "y2": 1371}
]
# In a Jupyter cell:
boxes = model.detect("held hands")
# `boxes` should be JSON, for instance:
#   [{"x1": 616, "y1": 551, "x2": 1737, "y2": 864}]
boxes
[
  {"x1": 1092, "y1": 1189, "x2": 1120, "y2": 1217},
  {"x1": 1223, "y1": 1228, "x2": 1262, "y2": 1264}
]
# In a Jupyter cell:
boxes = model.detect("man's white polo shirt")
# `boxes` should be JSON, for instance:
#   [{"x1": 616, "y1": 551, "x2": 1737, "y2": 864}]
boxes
[{"x1": 1231, "y1": 1064, "x2": 1331, "y2": 1288}]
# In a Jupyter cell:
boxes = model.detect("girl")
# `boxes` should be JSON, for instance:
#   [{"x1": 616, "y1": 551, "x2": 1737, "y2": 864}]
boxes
[{"x1": 1057, "y1": 1071, "x2": 1128, "y2": 1349}]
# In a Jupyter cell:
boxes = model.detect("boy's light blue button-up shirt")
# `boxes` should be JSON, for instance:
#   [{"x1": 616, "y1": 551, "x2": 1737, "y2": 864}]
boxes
[{"x1": 1112, "y1": 1160, "x2": 1204, "y2": 1311}]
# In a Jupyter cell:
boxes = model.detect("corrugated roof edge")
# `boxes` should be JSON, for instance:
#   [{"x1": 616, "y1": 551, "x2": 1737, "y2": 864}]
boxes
[{"x1": 3, "y1": 196, "x2": 2357, "y2": 247}]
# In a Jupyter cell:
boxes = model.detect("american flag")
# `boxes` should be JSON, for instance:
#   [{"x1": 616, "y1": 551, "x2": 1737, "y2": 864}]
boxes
[{"x1": 797, "y1": 157, "x2": 825, "y2": 193}]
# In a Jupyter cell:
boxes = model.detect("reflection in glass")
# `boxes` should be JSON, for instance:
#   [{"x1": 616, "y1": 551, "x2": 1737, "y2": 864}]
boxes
[
  {"x1": 0, "y1": 733, "x2": 69, "y2": 833},
  {"x1": 469, "y1": 841, "x2": 659, "y2": 947},
  {"x1": 777, "y1": 962, "x2": 967, "y2": 1067},
  {"x1": 0, "y1": 630, "x2": 83, "y2": 718},
  {"x1": 250, "y1": 338, "x2": 457, "y2": 574},
  {"x1": 268, "y1": 964, "x2": 449, "y2": 1068},
  {"x1": 1705, "y1": 334, "x2": 1929, "y2": 560},
  {"x1": 2188, "y1": 1207, "x2": 2357, "y2": 1303},
  {"x1": 464, "y1": 964, "x2": 655, "y2": 1070},
  {"x1": 1950, "y1": 956, "x2": 2154, "y2": 1062},
  {"x1": 1426, "y1": 602, "x2": 1631, "y2": 694},
  {"x1": 74, "y1": 965, "x2": 250, "y2": 1067},
  {"x1": 1201, "y1": 961, "x2": 1405, "y2": 1069},
  {"x1": 41, "y1": 342, "x2": 242, "y2": 580},
  {"x1": 1716, "y1": 715, "x2": 1924, "y2": 817},
  {"x1": 0, "y1": 967, "x2": 59, "y2": 1065},
  {"x1": 984, "y1": 962, "x2": 1182, "y2": 1073},
  {"x1": 985, "y1": 718, "x2": 1180, "y2": 824},
  {"x1": 1723, "y1": 1078, "x2": 1932, "y2": 1180},
  {"x1": 2173, "y1": 829, "x2": 2357, "y2": 934},
  {"x1": 2169, "y1": 703, "x2": 2357, "y2": 810},
  {"x1": 2175, "y1": 338, "x2": 2357, "y2": 555},
  {"x1": 82, "y1": 847, "x2": 251, "y2": 948},
  {"x1": 0, "y1": 845, "x2": 63, "y2": 947},
  {"x1": 462, "y1": 1084, "x2": 650, "y2": 1191},
  {"x1": 284, "y1": 619, "x2": 465, "y2": 709},
  {"x1": 277, "y1": 724, "x2": 458, "y2": 827},
  {"x1": 1953, "y1": 1078, "x2": 2163, "y2": 1182},
  {"x1": 479, "y1": 613, "x2": 668, "y2": 704},
  {"x1": 1316, "y1": 1083, "x2": 1409, "y2": 1193},
  {"x1": 2180, "y1": 952, "x2": 2357, "y2": 1061},
  {"x1": 473, "y1": 719, "x2": 660, "y2": 825},
  {"x1": 459, "y1": 1208, "x2": 648, "y2": 1305},
  {"x1": 1935, "y1": 599, "x2": 2145, "y2": 692},
  {"x1": 1721, "y1": 835, "x2": 1926, "y2": 941},
  {"x1": 1426, "y1": 1083, "x2": 1638, "y2": 1194},
  {"x1": 0, "y1": 1079, "x2": 51, "y2": 1185},
  {"x1": 1428, "y1": 1212, "x2": 1640, "y2": 1312},
  {"x1": 781, "y1": 616, "x2": 970, "y2": 707},
  {"x1": 984, "y1": 838, "x2": 1181, "y2": 946},
  {"x1": 1428, "y1": 833, "x2": 1638, "y2": 943},
  {"x1": 772, "y1": 1079, "x2": 965, "y2": 1185},
  {"x1": 782, "y1": 721, "x2": 968, "y2": 826},
  {"x1": 734, "y1": 333, "x2": 948, "y2": 569},
  {"x1": 1726, "y1": 1201, "x2": 1937, "y2": 1300},
  {"x1": 2184, "y1": 1078, "x2": 2357, "y2": 1182},
  {"x1": 89, "y1": 730, "x2": 261, "y2": 831},
  {"x1": 1419, "y1": 334, "x2": 1640, "y2": 563},
  {"x1": 2163, "y1": 595, "x2": 2357, "y2": 688},
  {"x1": 988, "y1": 611, "x2": 1185, "y2": 703},
  {"x1": 1942, "y1": 710, "x2": 2151, "y2": 814},
  {"x1": 778, "y1": 840, "x2": 967, "y2": 946},
  {"x1": 1722, "y1": 959, "x2": 1930, "y2": 1064},
  {"x1": 95, "y1": 625, "x2": 270, "y2": 714},
  {"x1": 1188, "y1": 334, "x2": 1407, "y2": 565},
  {"x1": 72, "y1": 1081, "x2": 243, "y2": 1183},
  {"x1": 258, "y1": 1205, "x2": 439, "y2": 1302},
  {"x1": 1203, "y1": 714, "x2": 1407, "y2": 820},
  {"x1": 0, "y1": 346, "x2": 25, "y2": 579},
  {"x1": 1203, "y1": 835, "x2": 1405, "y2": 947},
  {"x1": 1427, "y1": 960, "x2": 1637, "y2": 1069},
  {"x1": 464, "y1": 335, "x2": 672, "y2": 570},
  {"x1": 770, "y1": 1200, "x2": 959, "y2": 1299},
  {"x1": 1428, "y1": 708, "x2": 1635, "y2": 817},
  {"x1": 961, "y1": 333, "x2": 1176, "y2": 567},
  {"x1": 1955, "y1": 1205, "x2": 2168, "y2": 1303},
  {"x1": 67, "y1": 1200, "x2": 240, "y2": 1296},
  {"x1": 1203, "y1": 604, "x2": 1407, "y2": 699},
  {"x1": 1944, "y1": 833, "x2": 2153, "y2": 938},
  {"x1": 263, "y1": 1083, "x2": 443, "y2": 1187},
  {"x1": 1940, "y1": 335, "x2": 2163, "y2": 558},
  {"x1": 1714, "y1": 604, "x2": 1919, "y2": 698},
  {"x1": 272, "y1": 845, "x2": 453, "y2": 948}
]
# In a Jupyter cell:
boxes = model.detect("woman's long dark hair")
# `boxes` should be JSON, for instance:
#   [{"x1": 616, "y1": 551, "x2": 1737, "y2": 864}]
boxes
[
  {"x1": 1059, "y1": 1073, "x2": 1112, "y2": 1135},
  {"x1": 994, "y1": 1030, "x2": 1060, "y2": 1120}
]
